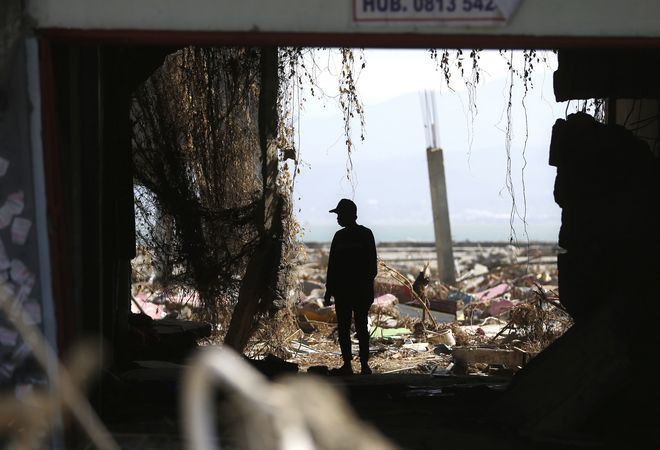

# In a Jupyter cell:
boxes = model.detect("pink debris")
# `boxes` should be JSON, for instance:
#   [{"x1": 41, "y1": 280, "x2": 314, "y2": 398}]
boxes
[
  {"x1": 131, "y1": 298, "x2": 167, "y2": 319},
  {"x1": 473, "y1": 283, "x2": 511, "y2": 301},
  {"x1": 373, "y1": 293, "x2": 398, "y2": 307},
  {"x1": 486, "y1": 299, "x2": 515, "y2": 317}
]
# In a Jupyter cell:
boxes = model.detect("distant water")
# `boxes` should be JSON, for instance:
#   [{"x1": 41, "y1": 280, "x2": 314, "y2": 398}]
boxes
[{"x1": 300, "y1": 222, "x2": 559, "y2": 244}]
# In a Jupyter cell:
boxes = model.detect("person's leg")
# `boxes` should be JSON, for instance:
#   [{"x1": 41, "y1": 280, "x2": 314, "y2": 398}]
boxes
[
  {"x1": 334, "y1": 300, "x2": 353, "y2": 373},
  {"x1": 354, "y1": 302, "x2": 372, "y2": 374}
]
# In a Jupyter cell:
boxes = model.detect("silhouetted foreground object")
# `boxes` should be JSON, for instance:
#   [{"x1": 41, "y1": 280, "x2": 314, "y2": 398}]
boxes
[
  {"x1": 183, "y1": 347, "x2": 398, "y2": 450},
  {"x1": 500, "y1": 112, "x2": 660, "y2": 445},
  {"x1": 549, "y1": 112, "x2": 660, "y2": 324},
  {"x1": 324, "y1": 199, "x2": 377, "y2": 375}
]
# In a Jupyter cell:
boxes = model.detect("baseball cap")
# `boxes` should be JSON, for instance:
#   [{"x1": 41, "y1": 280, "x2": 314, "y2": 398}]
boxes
[{"x1": 329, "y1": 198, "x2": 357, "y2": 216}]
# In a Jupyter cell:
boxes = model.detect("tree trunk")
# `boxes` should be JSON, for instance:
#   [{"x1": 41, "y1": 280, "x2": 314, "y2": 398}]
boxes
[{"x1": 225, "y1": 46, "x2": 282, "y2": 352}]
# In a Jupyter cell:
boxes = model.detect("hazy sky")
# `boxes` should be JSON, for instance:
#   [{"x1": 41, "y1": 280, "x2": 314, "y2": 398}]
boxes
[{"x1": 292, "y1": 49, "x2": 566, "y2": 243}]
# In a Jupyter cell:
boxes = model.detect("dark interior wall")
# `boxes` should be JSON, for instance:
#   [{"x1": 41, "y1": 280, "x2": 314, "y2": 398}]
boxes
[
  {"x1": 502, "y1": 49, "x2": 660, "y2": 444},
  {"x1": 99, "y1": 47, "x2": 142, "y2": 360},
  {"x1": 50, "y1": 44, "x2": 102, "y2": 350},
  {"x1": 46, "y1": 43, "x2": 171, "y2": 362}
]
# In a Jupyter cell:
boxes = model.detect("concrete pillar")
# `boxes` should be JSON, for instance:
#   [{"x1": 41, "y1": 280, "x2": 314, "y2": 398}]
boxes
[{"x1": 426, "y1": 147, "x2": 455, "y2": 285}]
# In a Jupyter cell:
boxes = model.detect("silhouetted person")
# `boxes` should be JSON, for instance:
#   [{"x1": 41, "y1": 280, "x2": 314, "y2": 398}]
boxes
[{"x1": 324, "y1": 199, "x2": 377, "y2": 375}]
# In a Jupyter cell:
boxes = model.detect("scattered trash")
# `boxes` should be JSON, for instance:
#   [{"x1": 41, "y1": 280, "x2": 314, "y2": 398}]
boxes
[
  {"x1": 296, "y1": 313, "x2": 316, "y2": 334},
  {"x1": 432, "y1": 362, "x2": 454, "y2": 376},
  {"x1": 300, "y1": 279, "x2": 325, "y2": 296},
  {"x1": 452, "y1": 346, "x2": 533, "y2": 374},
  {"x1": 370, "y1": 327, "x2": 411, "y2": 338},
  {"x1": 433, "y1": 344, "x2": 453, "y2": 355},
  {"x1": 289, "y1": 340, "x2": 319, "y2": 355},
  {"x1": 428, "y1": 328, "x2": 456, "y2": 346},
  {"x1": 249, "y1": 242, "x2": 567, "y2": 377},
  {"x1": 297, "y1": 298, "x2": 336, "y2": 323},
  {"x1": 473, "y1": 283, "x2": 511, "y2": 301},
  {"x1": 373, "y1": 293, "x2": 398, "y2": 307},
  {"x1": 485, "y1": 299, "x2": 514, "y2": 317},
  {"x1": 402, "y1": 342, "x2": 429, "y2": 352},
  {"x1": 447, "y1": 290, "x2": 474, "y2": 304}
]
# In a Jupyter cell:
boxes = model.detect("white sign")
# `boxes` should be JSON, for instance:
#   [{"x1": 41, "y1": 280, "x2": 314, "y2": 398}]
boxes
[{"x1": 353, "y1": 0, "x2": 522, "y2": 26}]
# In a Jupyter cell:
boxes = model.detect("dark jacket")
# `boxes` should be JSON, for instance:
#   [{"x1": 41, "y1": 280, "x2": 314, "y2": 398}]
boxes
[{"x1": 326, "y1": 224, "x2": 377, "y2": 303}]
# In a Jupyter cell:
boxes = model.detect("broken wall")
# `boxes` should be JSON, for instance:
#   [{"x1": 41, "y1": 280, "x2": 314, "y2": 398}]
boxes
[
  {"x1": 502, "y1": 49, "x2": 660, "y2": 444},
  {"x1": 551, "y1": 112, "x2": 660, "y2": 324}
]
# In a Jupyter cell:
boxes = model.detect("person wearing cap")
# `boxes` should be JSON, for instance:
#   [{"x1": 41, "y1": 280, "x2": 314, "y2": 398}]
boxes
[{"x1": 324, "y1": 198, "x2": 378, "y2": 375}]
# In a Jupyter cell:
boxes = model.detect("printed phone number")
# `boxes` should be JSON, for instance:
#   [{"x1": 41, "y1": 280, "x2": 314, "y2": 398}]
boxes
[{"x1": 357, "y1": 0, "x2": 499, "y2": 17}]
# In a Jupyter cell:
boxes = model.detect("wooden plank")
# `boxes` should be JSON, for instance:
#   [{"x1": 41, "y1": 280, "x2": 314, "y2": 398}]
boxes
[{"x1": 453, "y1": 346, "x2": 531, "y2": 368}]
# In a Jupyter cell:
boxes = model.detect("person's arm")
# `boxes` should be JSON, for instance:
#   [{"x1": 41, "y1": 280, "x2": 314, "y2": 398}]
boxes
[
  {"x1": 368, "y1": 228, "x2": 378, "y2": 280},
  {"x1": 324, "y1": 237, "x2": 337, "y2": 306}
]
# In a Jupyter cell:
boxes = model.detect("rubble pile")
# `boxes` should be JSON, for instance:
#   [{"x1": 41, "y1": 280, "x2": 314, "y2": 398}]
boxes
[
  {"x1": 150, "y1": 241, "x2": 569, "y2": 378},
  {"x1": 284, "y1": 242, "x2": 569, "y2": 376},
  {"x1": 130, "y1": 249, "x2": 203, "y2": 321},
  {"x1": 130, "y1": 283, "x2": 200, "y2": 321}
]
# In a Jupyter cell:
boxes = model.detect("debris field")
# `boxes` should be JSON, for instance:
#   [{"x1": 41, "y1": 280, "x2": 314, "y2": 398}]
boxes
[{"x1": 287, "y1": 241, "x2": 570, "y2": 377}]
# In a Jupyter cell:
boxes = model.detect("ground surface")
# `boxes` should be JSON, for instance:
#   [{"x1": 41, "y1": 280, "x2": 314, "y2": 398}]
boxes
[
  {"x1": 100, "y1": 241, "x2": 572, "y2": 449},
  {"x1": 99, "y1": 368, "x2": 600, "y2": 450}
]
